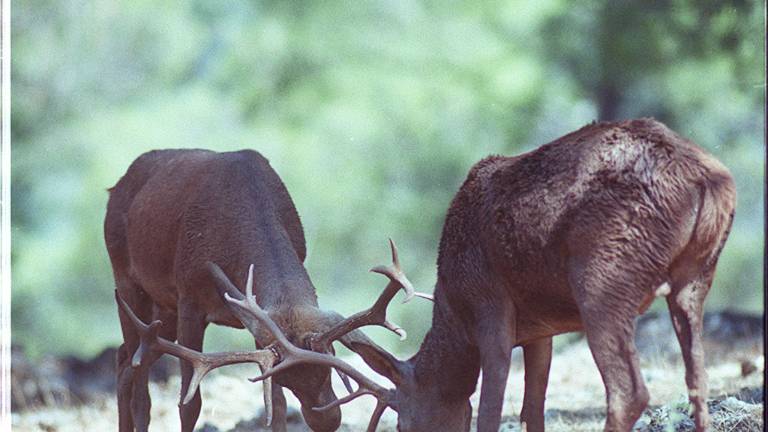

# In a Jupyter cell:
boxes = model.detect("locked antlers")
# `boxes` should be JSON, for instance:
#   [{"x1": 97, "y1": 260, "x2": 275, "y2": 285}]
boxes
[
  {"x1": 218, "y1": 239, "x2": 418, "y2": 432},
  {"x1": 117, "y1": 240, "x2": 424, "y2": 431}
]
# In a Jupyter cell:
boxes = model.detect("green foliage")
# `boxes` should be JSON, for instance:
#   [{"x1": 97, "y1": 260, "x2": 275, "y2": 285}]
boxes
[{"x1": 11, "y1": 0, "x2": 764, "y2": 358}]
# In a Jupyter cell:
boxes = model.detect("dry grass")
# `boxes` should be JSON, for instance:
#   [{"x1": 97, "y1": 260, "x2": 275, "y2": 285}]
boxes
[{"x1": 11, "y1": 339, "x2": 764, "y2": 431}]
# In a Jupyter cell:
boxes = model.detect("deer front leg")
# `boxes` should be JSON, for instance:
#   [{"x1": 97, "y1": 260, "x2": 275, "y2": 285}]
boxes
[
  {"x1": 116, "y1": 281, "x2": 152, "y2": 432},
  {"x1": 177, "y1": 302, "x2": 207, "y2": 432},
  {"x1": 476, "y1": 304, "x2": 516, "y2": 432},
  {"x1": 116, "y1": 344, "x2": 136, "y2": 432},
  {"x1": 131, "y1": 307, "x2": 177, "y2": 432},
  {"x1": 520, "y1": 337, "x2": 552, "y2": 432},
  {"x1": 270, "y1": 381, "x2": 288, "y2": 432}
]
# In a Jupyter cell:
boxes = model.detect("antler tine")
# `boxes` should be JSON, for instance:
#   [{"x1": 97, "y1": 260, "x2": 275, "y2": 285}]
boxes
[
  {"x1": 246, "y1": 263, "x2": 255, "y2": 298},
  {"x1": 366, "y1": 399, "x2": 389, "y2": 432},
  {"x1": 115, "y1": 291, "x2": 278, "y2": 407},
  {"x1": 114, "y1": 290, "x2": 156, "y2": 334},
  {"x1": 114, "y1": 291, "x2": 164, "y2": 369},
  {"x1": 371, "y1": 238, "x2": 414, "y2": 303},
  {"x1": 312, "y1": 387, "x2": 376, "y2": 412},
  {"x1": 336, "y1": 369, "x2": 355, "y2": 394},
  {"x1": 244, "y1": 342, "x2": 391, "y2": 408},
  {"x1": 244, "y1": 347, "x2": 394, "y2": 432},
  {"x1": 413, "y1": 292, "x2": 435, "y2": 301},
  {"x1": 259, "y1": 363, "x2": 273, "y2": 427},
  {"x1": 312, "y1": 239, "x2": 420, "y2": 349},
  {"x1": 207, "y1": 261, "x2": 301, "y2": 359},
  {"x1": 311, "y1": 389, "x2": 389, "y2": 432},
  {"x1": 374, "y1": 239, "x2": 434, "y2": 302},
  {"x1": 389, "y1": 238, "x2": 401, "y2": 272}
]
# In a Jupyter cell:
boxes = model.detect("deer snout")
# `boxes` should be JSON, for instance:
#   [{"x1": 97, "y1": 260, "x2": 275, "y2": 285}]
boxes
[{"x1": 298, "y1": 383, "x2": 341, "y2": 432}]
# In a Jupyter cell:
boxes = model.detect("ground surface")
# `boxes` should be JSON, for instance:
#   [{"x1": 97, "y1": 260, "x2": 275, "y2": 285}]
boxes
[{"x1": 11, "y1": 311, "x2": 764, "y2": 431}]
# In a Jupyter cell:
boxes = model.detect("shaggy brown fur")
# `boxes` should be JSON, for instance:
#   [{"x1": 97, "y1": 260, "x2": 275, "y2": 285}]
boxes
[{"x1": 349, "y1": 118, "x2": 735, "y2": 432}]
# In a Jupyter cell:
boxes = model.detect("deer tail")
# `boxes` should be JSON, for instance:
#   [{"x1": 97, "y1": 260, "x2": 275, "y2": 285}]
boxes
[{"x1": 693, "y1": 167, "x2": 736, "y2": 273}]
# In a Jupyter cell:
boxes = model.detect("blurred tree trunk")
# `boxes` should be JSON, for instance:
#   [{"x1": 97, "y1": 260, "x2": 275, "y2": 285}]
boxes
[
  {"x1": 596, "y1": 81, "x2": 620, "y2": 121},
  {"x1": 595, "y1": 0, "x2": 623, "y2": 121}
]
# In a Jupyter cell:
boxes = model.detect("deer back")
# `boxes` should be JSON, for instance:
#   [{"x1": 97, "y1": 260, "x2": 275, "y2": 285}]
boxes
[
  {"x1": 435, "y1": 118, "x2": 734, "y2": 338},
  {"x1": 105, "y1": 149, "x2": 315, "y2": 330}
]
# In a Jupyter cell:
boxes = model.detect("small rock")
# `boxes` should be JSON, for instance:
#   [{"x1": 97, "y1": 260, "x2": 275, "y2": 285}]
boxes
[
  {"x1": 197, "y1": 423, "x2": 222, "y2": 432},
  {"x1": 741, "y1": 358, "x2": 757, "y2": 377}
]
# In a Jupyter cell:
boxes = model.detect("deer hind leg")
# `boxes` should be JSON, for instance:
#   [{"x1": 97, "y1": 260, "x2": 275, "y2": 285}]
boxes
[
  {"x1": 666, "y1": 267, "x2": 715, "y2": 431},
  {"x1": 584, "y1": 316, "x2": 648, "y2": 432},
  {"x1": 131, "y1": 306, "x2": 177, "y2": 432},
  {"x1": 520, "y1": 337, "x2": 553, "y2": 432},
  {"x1": 116, "y1": 279, "x2": 151, "y2": 432},
  {"x1": 571, "y1": 259, "x2": 651, "y2": 432},
  {"x1": 476, "y1": 299, "x2": 516, "y2": 432},
  {"x1": 177, "y1": 300, "x2": 207, "y2": 432},
  {"x1": 580, "y1": 303, "x2": 648, "y2": 432}
]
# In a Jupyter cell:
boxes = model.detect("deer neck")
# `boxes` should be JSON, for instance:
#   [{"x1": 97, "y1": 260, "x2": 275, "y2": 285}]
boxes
[
  {"x1": 411, "y1": 288, "x2": 480, "y2": 401},
  {"x1": 245, "y1": 227, "x2": 318, "y2": 309},
  {"x1": 251, "y1": 265, "x2": 317, "y2": 309}
]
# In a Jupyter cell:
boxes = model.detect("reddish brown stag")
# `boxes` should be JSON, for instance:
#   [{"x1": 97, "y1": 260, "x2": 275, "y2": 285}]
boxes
[
  {"x1": 194, "y1": 119, "x2": 734, "y2": 432},
  {"x1": 105, "y1": 149, "x2": 417, "y2": 432}
]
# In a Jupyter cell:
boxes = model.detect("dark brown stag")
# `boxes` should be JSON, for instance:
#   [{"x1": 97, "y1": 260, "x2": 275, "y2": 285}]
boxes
[
  {"x1": 105, "y1": 149, "x2": 417, "y2": 432},
  {"x1": 169, "y1": 119, "x2": 733, "y2": 432}
]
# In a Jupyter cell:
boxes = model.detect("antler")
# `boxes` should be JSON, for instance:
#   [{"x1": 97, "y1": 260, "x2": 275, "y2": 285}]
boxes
[
  {"x1": 215, "y1": 270, "x2": 390, "y2": 394},
  {"x1": 215, "y1": 240, "x2": 421, "y2": 432},
  {"x1": 115, "y1": 291, "x2": 278, "y2": 407},
  {"x1": 221, "y1": 285, "x2": 396, "y2": 432},
  {"x1": 311, "y1": 239, "x2": 420, "y2": 349}
]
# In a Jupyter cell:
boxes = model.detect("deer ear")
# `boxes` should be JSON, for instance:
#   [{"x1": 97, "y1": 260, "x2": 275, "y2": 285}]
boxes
[{"x1": 338, "y1": 329, "x2": 410, "y2": 387}]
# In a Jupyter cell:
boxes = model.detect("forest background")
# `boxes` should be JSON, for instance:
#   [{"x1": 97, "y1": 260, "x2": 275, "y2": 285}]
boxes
[{"x1": 11, "y1": 0, "x2": 764, "y2": 358}]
